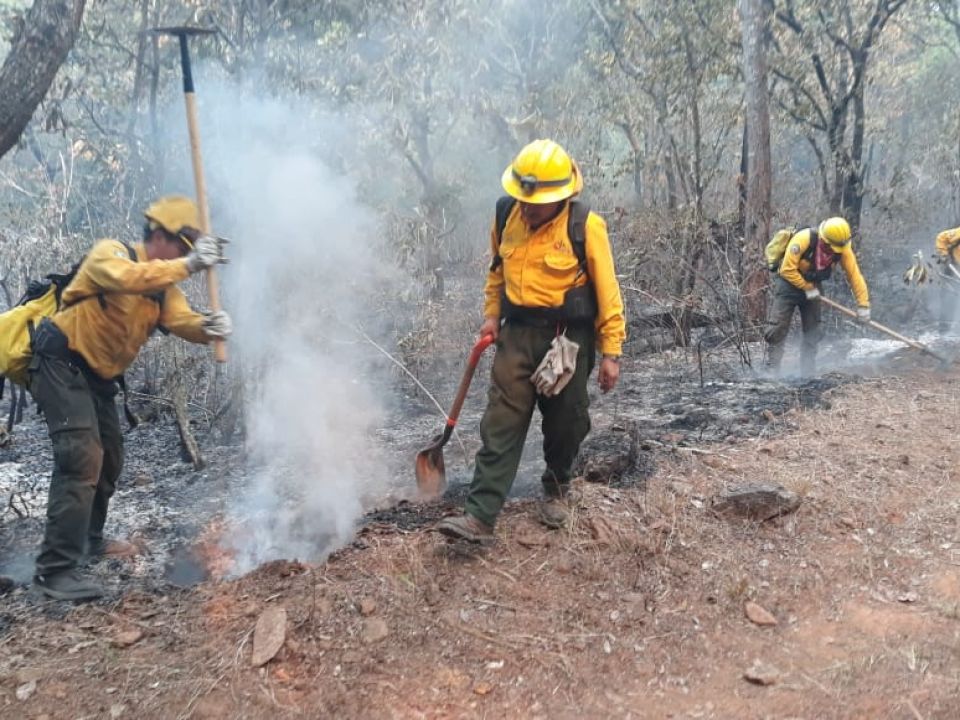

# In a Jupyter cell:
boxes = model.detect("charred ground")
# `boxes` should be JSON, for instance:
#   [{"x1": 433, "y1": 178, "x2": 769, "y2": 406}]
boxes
[{"x1": 1, "y1": 341, "x2": 959, "y2": 719}]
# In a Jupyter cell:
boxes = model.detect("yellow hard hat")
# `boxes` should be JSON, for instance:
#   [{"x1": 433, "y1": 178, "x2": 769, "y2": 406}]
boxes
[
  {"x1": 144, "y1": 195, "x2": 200, "y2": 238},
  {"x1": 501, "y1": 139, "x2": 579, "y2": 204},
  {"x1": 818, "y1": 217, "x2": 852, "y2": 252}
]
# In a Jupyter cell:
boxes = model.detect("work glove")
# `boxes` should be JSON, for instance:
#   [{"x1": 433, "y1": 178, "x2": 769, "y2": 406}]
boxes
[
  {"x1": 185, "y1": 234, "x2": 229, "y2": 274},
  {"x1": 531, "y1": 333, "x2": 579, "y2": 397},
  {"x1": 804, "y1": 288, "x2": 820, "y2": 301},
  {"x1": 202, "y1": 310, "x2": 233, "y2": 340},
  {"x1": 856, "y1": 306, "x2": 871, "y2": 323}
]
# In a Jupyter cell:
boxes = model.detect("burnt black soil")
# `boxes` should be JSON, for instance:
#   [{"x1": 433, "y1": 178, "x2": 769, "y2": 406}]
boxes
[{"x1": 1, "y1": 343, "x2": 851, "y2": 614}]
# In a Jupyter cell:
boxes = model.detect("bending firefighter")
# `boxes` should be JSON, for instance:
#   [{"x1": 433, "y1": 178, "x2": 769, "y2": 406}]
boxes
[
  {"x1": 31, "y1": 196, "x2": 230, "y2": 601},
  {"x1": 764, "y1": 218, "x2": 869, "y2": 376},
  {"x1": 437, "y1": 139, "x2": 626, "y2": 544},
  {"x1": 934, "y1": 226, "x2": 960, "y2": 333}
]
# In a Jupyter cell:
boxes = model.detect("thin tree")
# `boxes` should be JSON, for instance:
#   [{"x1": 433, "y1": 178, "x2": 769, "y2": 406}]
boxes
[{"x1": 739, "y1": 0, "x2": 773, "y2": 327}]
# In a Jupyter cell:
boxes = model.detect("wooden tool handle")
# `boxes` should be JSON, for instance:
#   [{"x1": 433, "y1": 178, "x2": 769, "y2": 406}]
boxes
[
  {"x1": 819, "y1": 295, "x2": 946, "y2": 362},
  {"x1": 184, "y1": 92, "x2": 227, "y2": 363}
]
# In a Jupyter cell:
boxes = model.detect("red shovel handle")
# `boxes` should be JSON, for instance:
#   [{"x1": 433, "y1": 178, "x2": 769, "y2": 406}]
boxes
[{"x1": 444, "y1": 333, "x2": 495, "y2": 430}]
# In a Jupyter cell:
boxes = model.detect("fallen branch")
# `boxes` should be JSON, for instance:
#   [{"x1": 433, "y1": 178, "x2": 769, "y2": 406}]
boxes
[{"x1": 172, "y1": 378, "x2": 205, "y2": 470}]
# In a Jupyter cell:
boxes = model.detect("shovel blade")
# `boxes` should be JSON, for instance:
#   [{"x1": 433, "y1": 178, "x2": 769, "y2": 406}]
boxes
[{"x1": 415, "y1": 434, "x2": 447, "y2": 500}]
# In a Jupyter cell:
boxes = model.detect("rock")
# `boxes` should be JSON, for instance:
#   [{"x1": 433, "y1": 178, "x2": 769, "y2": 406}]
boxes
[
  {"x1": 361, "y1": 617, "x2": 389, "y2": 644},
  {"x1": 110, "y1": 704, "x2": 127, "y2": 719},
  {"x1": 712, "y1": 484, "x2": 800, "y2": 522},
  {"x1": 573, "y1": 421, "x2": 650, "y2": 486},
  {"x1": 472, "y1": 681, "x2": 494, "y2": 696},
  {"x1": 761, "y1": 409, "x2": 776, "y2": 423},
  {"x1": 744, "y1": 601, "x2": 778, "y2": 626},
  {"x1": 743, "y1": 659, "x2": 780, "y2": 686},
  {"x1": 15, "y1": 680, "x2": 36, "y2": 701},
  {"x1": 0, "y1": 576, "x2": 14, "y2": 595},
  {"x1": 132, "y1": 471, "x2": 153, "y2": 487},
  {"x1": 251, "y1": 606, "x2": 287, "y2": 667},
  {"x1": 112, "y1": 629, "x2": 144, "y2": 648},
  {"x1": 357, "y1": 597, "x2": 377, "y2": 616}
]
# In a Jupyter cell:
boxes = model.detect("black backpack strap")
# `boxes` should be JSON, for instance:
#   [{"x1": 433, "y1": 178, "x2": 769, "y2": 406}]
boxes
[
  {"x1": 490, "y1": 196, "x2": 517, "y2": 272},
  {"x1": 567, "y1": 198, "x2": 590, "y2": 277}
]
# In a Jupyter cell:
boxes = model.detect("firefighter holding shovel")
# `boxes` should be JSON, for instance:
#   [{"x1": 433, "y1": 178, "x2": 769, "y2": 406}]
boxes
[{"x1": 436, "y1": 139, "x2": 626, "y2": 544}]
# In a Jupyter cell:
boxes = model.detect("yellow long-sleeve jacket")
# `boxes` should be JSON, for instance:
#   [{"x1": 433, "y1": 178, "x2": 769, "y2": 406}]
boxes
[
  {"x1": 52, "y1": 240, "x2": 208, "y2": 379},
  {"x1": 778, "y1": 228, "x2": 869, "y2": 308},
  {"x1": 935, "y1": 227, "x2": 960, "y2": 264},
  {"x1": 483, "y1": 202, "x2": 626, "y2": 356}
]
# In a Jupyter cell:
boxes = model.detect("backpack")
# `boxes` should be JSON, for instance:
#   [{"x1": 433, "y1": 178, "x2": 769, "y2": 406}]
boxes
[
  {"x1": 765, "y1": 227, "x2": 800, "y2": 272},
  {"x1": 0, "y1": 242, "x2": 145, "y2": 393}
]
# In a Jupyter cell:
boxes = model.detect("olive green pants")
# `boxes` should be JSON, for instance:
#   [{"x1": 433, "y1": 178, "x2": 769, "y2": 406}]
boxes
[
  {"x1": 29, "y1": 348, "x2": 123, "y2": 576},
  {"x1": 465, "y1": 321, "x2": 595, "y2": 527},
  {"x1": 763, "y1": 278, "x2": 821, "y2": 376}
]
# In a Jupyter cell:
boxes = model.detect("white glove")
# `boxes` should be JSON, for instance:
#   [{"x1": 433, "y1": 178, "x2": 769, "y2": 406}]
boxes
[
  {"x1": 856, "y1": 306, "x2": 870, "y2": 323},
  {"x1": 186, "y1": 234, "x2": 229, "y2": 274},
  {"x1": 804, "y1": 288, "x2": 820, "y2": 301},
  {"x1": 202, "y1": 310, "x2": 233, "y2": 339},
  {"x1": 531, "y1": 334, "x2": 579, "y2": 397}
]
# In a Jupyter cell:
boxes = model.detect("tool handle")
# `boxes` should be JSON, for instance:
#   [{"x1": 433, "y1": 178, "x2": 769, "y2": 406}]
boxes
[
  {"x1": 183, "y1": 91, "x2": 227, "y2": 363},
  {"x1": 820, "y1": 296, "x2": 946, "y2": 362},
  {"x1": 444, "y1": 334, "x2": 495, "y2": 428}
]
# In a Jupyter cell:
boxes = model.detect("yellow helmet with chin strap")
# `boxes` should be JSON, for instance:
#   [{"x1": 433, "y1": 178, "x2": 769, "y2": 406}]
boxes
[
  {"x1": 501, "y1": 139, "x2": 581, "y2": 204},
  {"x1": 818, "y1": 217, "x2": 852, "y2": 253},
  {"x1": 144, "y1": 195, "x2": 200, "y2": 248}
]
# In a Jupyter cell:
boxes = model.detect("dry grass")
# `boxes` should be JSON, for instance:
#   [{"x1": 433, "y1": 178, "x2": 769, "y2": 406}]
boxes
[{"x1": 3, "y1": 366, "x2": 960, "y2": 718}]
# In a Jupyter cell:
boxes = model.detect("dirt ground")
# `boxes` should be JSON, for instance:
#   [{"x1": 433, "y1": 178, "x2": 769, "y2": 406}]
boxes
[{"x1": 2, "y1": 352, "x2": 960, "y2": 719}]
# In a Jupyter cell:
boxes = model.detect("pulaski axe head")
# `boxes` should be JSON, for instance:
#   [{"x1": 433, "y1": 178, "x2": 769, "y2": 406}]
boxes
[{"x1": 148, "y1": 26, "x2": 216, "y2": 93}]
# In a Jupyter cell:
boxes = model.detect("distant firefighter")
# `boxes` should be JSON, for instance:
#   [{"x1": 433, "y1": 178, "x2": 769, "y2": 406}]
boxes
[
  {"x1": 934, "y1": 225, "x2": 960, "y2": 333},
  {"x1": 763, "y1": 218, "x2": 870, "y2": 376}
]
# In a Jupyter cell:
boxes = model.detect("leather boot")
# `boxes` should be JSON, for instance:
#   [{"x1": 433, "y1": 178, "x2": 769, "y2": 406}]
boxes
[
  {"x1": 33, "y1": 569, "x2": 103, "y2": 601},
  {"x1": 436, "y1": 514, "x2": 495, "y2": 544}
]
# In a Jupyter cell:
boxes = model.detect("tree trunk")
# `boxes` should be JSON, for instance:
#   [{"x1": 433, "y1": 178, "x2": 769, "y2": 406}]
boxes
[
  {"x1": 0, "y1": 0, "x2": 87, "y2": 161},
  {"x1": 738, "y1": 0, "x2": 773, "y2": 329}
]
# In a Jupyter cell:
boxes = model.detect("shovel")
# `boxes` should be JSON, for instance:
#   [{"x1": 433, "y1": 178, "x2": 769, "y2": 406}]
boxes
[
  {"x1": 415, "y1": 333, "x2": 495, "y2": 500},
  {"x1": 819, "y1": 296, "x2": 950, "y2": 364}
]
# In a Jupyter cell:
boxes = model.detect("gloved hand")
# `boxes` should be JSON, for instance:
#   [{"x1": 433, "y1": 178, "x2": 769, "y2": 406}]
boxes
[
  {"x1": 804, "y1": 287, "x2": 820, "y2": 301},
  {"x1": 856, "y1": 306, "x2": 870, "y2": 323},
  {"x1": 185, "y1": 234, "x2": 229, "y2": 274},
  {"x1": 202, "y1": 310, "x2": 233, "y2": 339},
  {"x1": 936, "y1": 253, "x2": 948, "y2": 265}
]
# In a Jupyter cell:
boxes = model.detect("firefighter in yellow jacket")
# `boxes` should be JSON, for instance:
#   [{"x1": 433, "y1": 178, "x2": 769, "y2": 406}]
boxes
[
  {"x1": 437, "y1": 139, "x2": 626, "y2": 543},
  {"x1": 934, "y1": 226, "x2": 960, "y2": 332},
  {"x1": 764, "y1": 217, "x2": 869, "y2": 375},
  {"x1": 31, "y1": 195, "x2": 229, "y2": 601}
]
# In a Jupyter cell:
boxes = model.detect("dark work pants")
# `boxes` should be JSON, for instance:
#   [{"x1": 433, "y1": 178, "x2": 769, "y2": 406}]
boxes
[
  {"x1": 465, "y1": 321, "x2": 596, "y2": 527},
  {"x1": 763, "y1": 277, "x2": 822, "y2": 376},
  {"x1": 29, "y1": 332, "x2": 122, "y2": 576}
]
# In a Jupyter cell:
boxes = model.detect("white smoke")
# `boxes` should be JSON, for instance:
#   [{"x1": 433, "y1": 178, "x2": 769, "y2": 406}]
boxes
[{"x1": 185, "y1": 79, "x2": 395, "y2": 572}]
